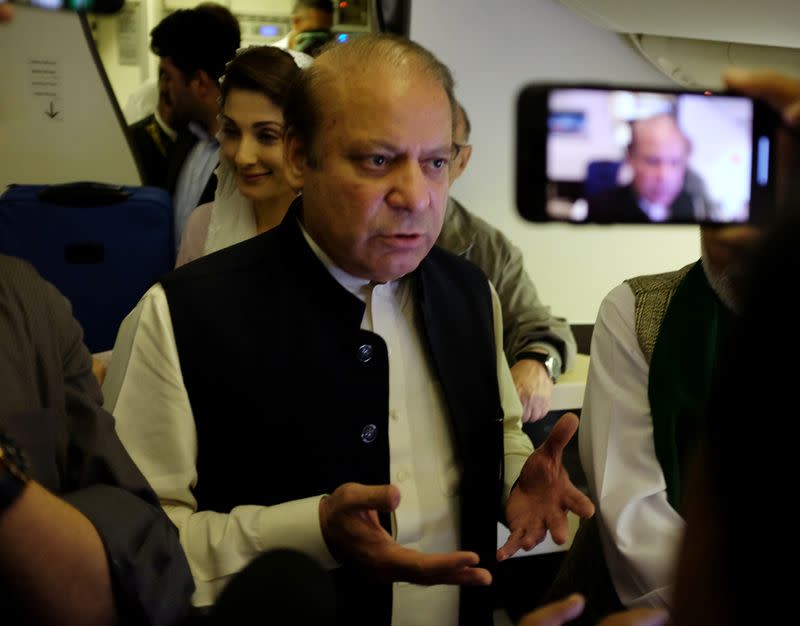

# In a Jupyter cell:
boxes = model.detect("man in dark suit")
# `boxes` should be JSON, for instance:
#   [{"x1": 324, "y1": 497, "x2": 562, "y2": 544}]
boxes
[
  {"x1": 587, "y1": 114, "x2": 708, "y2": 223},
  {"x1": 104, "y1": 34, "x2": 594, "y2": 625},
  {"x1": 147, "y1": 5, "x2": 240, "y2": 250},
  {"x1": 129, "y1": 71, "x2": 177, "y2": 189}
]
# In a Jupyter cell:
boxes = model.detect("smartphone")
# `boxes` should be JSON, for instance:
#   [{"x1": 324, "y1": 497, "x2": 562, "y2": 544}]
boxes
[
  {"x1": 5, "y1": 0, "x2": 124, "y2": 14},
  {"x1": 515, "y1": 83, "x2": 780, "y2": 225}
]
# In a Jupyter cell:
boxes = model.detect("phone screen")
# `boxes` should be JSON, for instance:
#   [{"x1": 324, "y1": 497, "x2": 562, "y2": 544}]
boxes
[{"x1": 516, "y1": 85, "x2": 776, "y2": 224}]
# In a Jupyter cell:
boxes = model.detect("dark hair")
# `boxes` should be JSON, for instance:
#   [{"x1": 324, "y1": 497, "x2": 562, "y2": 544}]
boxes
[
  {"x1": 293, "y1": 0, "x2": 334, "y2": 14},
  {"x1": 197, "y1": 2, "x2": 242, "y2": 42},
  {"x1": 219, "y1": 46, "x2": 302, "y2": 110},
  {"x1": 150, "y1": 7, "x2": 240, "y2": 83},
  {"x1": 284, "y1": 33, "x2": 456, "y2": 166}
]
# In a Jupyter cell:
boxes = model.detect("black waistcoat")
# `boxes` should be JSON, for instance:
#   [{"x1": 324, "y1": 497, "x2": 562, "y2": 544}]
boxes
[{"x1": 161, "y1": 203, "x2": 505, "y2": 625}]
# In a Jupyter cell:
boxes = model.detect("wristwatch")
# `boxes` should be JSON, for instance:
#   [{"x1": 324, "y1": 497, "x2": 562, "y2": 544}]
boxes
[
  {"x1": 516, "y1": 350, "x2": 558, "y2": 382},
  {"x1": 0, "y1": 430, "x2": 30, "y2": 514}
]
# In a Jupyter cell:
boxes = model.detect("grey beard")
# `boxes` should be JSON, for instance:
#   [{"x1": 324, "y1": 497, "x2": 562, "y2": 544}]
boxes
[{"x1": 700, "y1": 247, "x2": 747, "y2": 316}]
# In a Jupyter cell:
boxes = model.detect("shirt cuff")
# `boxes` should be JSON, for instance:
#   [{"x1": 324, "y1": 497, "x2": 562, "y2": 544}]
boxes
[{"x1": 256, "y1": 495, "x2": 339, "y2": 571}]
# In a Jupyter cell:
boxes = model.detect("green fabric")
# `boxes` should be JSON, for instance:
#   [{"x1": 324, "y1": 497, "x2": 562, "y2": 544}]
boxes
[{"x1": 648, "y1": 261, "x2": 734, "y2": 512}]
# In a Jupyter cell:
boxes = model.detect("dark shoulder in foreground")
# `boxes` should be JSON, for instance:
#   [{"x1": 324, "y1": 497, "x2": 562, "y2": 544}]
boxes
[
  {"x1": 0, "y1": 253, "x2": 43, "y2": 282},
  {"x1": 0, "y1": 254, "x2": 55, "y2": 302}
]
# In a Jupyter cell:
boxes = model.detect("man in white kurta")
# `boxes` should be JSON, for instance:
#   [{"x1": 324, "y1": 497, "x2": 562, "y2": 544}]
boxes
[
  {"x1": 579, "y1": 283, "x2": 685, "y2": 610},
  {"x1": 104, "y1": 33, "x2": 594, "y2": 625},
  {"x1": 580, "y1": 224, "x2": 765, "y2": 614},
  {"x1": 104, "y1": 226, "x2": 532, "y2": 622}
]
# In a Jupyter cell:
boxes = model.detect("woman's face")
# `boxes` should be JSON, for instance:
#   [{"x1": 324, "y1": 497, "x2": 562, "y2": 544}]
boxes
[{"x1": 219, "y1": 88, "x2": 292, "y2": 204}]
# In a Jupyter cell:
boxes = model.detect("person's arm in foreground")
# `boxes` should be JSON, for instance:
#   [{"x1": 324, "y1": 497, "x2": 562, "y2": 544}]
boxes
[
  {"x1": 57, "y1": 274, "x2": 193, "y2": 625},
  {"x1": 2, "y1": 263, "x2": 192, "y2": 626},
  {"x1": 517, "y1": 594, "x2": 668, "y2": 626},
  {"x1": 0, "y1": 479, "x2": 117, "y2": 626}
]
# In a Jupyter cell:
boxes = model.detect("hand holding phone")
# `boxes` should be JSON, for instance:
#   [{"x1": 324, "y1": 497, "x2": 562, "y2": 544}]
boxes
[
  {"x1": 516, "y1": 83, "x2": 780, "y2": 225},
  {"x1": 723, "y1": 69, "x2": 800, "y2": 215}
]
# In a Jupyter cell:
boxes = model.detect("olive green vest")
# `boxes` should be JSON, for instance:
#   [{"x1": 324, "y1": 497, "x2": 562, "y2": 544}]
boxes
[{"x1": 625, "y1": 263, "x2": 694, "y2": 363}]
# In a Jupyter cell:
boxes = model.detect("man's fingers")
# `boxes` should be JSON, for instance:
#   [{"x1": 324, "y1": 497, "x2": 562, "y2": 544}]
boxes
[
  {"x1": 438, "y1": 566, "x2": 492, "y2": 586},
  {"x1": 785, "y1": 100, "x2": 800, "y2": 126},
  {"x1": 540, "y1": 412, "x2": 579, "y2": 454},
  {"x1": 497, "y1": 525, "x2": 546, "y2": 560},
  {"x1": 541, "y1": 515, "x2": 567, "y2": 546},
  {"x1": 521, "y1": 402, "x2": 533, "y2": 424},
  {"x1": 564, "y1": 489, "x2": 595, "y2": 519},
  {"x1": 379, "y1": 545, "x2": 488, "y2": 585},
  {"x1": 320, "y1": 483, "x2": 401, "y2": 560},
  {"x1": 532, "y1": 401, "x2": 550, "y2": 423},
  {"x1": 518, "y1": 594, "x2": 586, "y2": 626},
  {"x1": 496, "y1": 538, "x2": 516, "y2": 561},
  {"x1": 723, "y1": 68, "x2": 800, "y2": 114},
  {"x1": 0, "y1": 3, "x2": 14, "y2": 23},
  {"x1": 325, "y1": 489, "x2": 489, "y2": 588},
  {"x1": 336, "y1": 482, "x2": 401, "y2": 513},
  {"x1": 525, "y1": 397, "x2": 548, "y2": 423},
  {"x1": 403, "y1": 549, "x2": 480, "y2": 576},
  {"x1": 596, "y1": 608, "x2": 669, "y2": 626},
  {"x1": 403, "y1": 549, "x2": 491, "y2": 585}
]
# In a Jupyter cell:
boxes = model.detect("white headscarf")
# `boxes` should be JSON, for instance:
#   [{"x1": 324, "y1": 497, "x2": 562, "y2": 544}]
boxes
[
  {"x1": 203, "y1": 158, "x2": 259, "y2": 256},
  {"x1": 203, "y1": 47, "x2": 311, "y2": 256}
]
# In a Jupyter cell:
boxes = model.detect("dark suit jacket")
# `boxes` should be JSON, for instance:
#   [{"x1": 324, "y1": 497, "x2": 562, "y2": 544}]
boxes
[
  {"x1": 129, "y1": 114, "x2": 175, "y2": 189},
  {"x1": 586, "y1": 183, "x2": 697, "y2": 223},
  {"x1": 160, "y1": 198, "x2": 505, "y2": 625},
  {"x1": 0, "y1": 255, "x2": 194, "y2": 626},
  {"x1": 165, "y1": 128, "x2": 217, "y2": 207}
]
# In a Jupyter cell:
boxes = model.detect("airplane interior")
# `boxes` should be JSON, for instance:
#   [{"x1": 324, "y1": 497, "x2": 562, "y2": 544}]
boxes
[{"x1": 1, "y1": 1, "x2": 799, "y2": 624}]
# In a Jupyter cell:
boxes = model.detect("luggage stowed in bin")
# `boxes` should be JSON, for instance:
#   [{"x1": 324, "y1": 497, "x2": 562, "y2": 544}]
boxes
[{"x1": 0, "y1": 182, "x2": 175, "y2": 353}]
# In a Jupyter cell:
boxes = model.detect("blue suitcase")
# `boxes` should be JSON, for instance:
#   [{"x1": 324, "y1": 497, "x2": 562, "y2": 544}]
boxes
[{"x1": 0, "y1": 182, "x2": 174, "y2": 353}]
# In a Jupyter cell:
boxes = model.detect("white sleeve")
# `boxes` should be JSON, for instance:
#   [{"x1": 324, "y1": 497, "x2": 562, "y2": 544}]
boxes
[
  {"x1": 490, "y1": 283, "x2": 534, "y2": 501},
  {"x1": 102, "y1": 284, "x2": 336, "y2": 607},
  {"x1": 579, "y1": 283, "x2": 684, "y2": 610}
]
